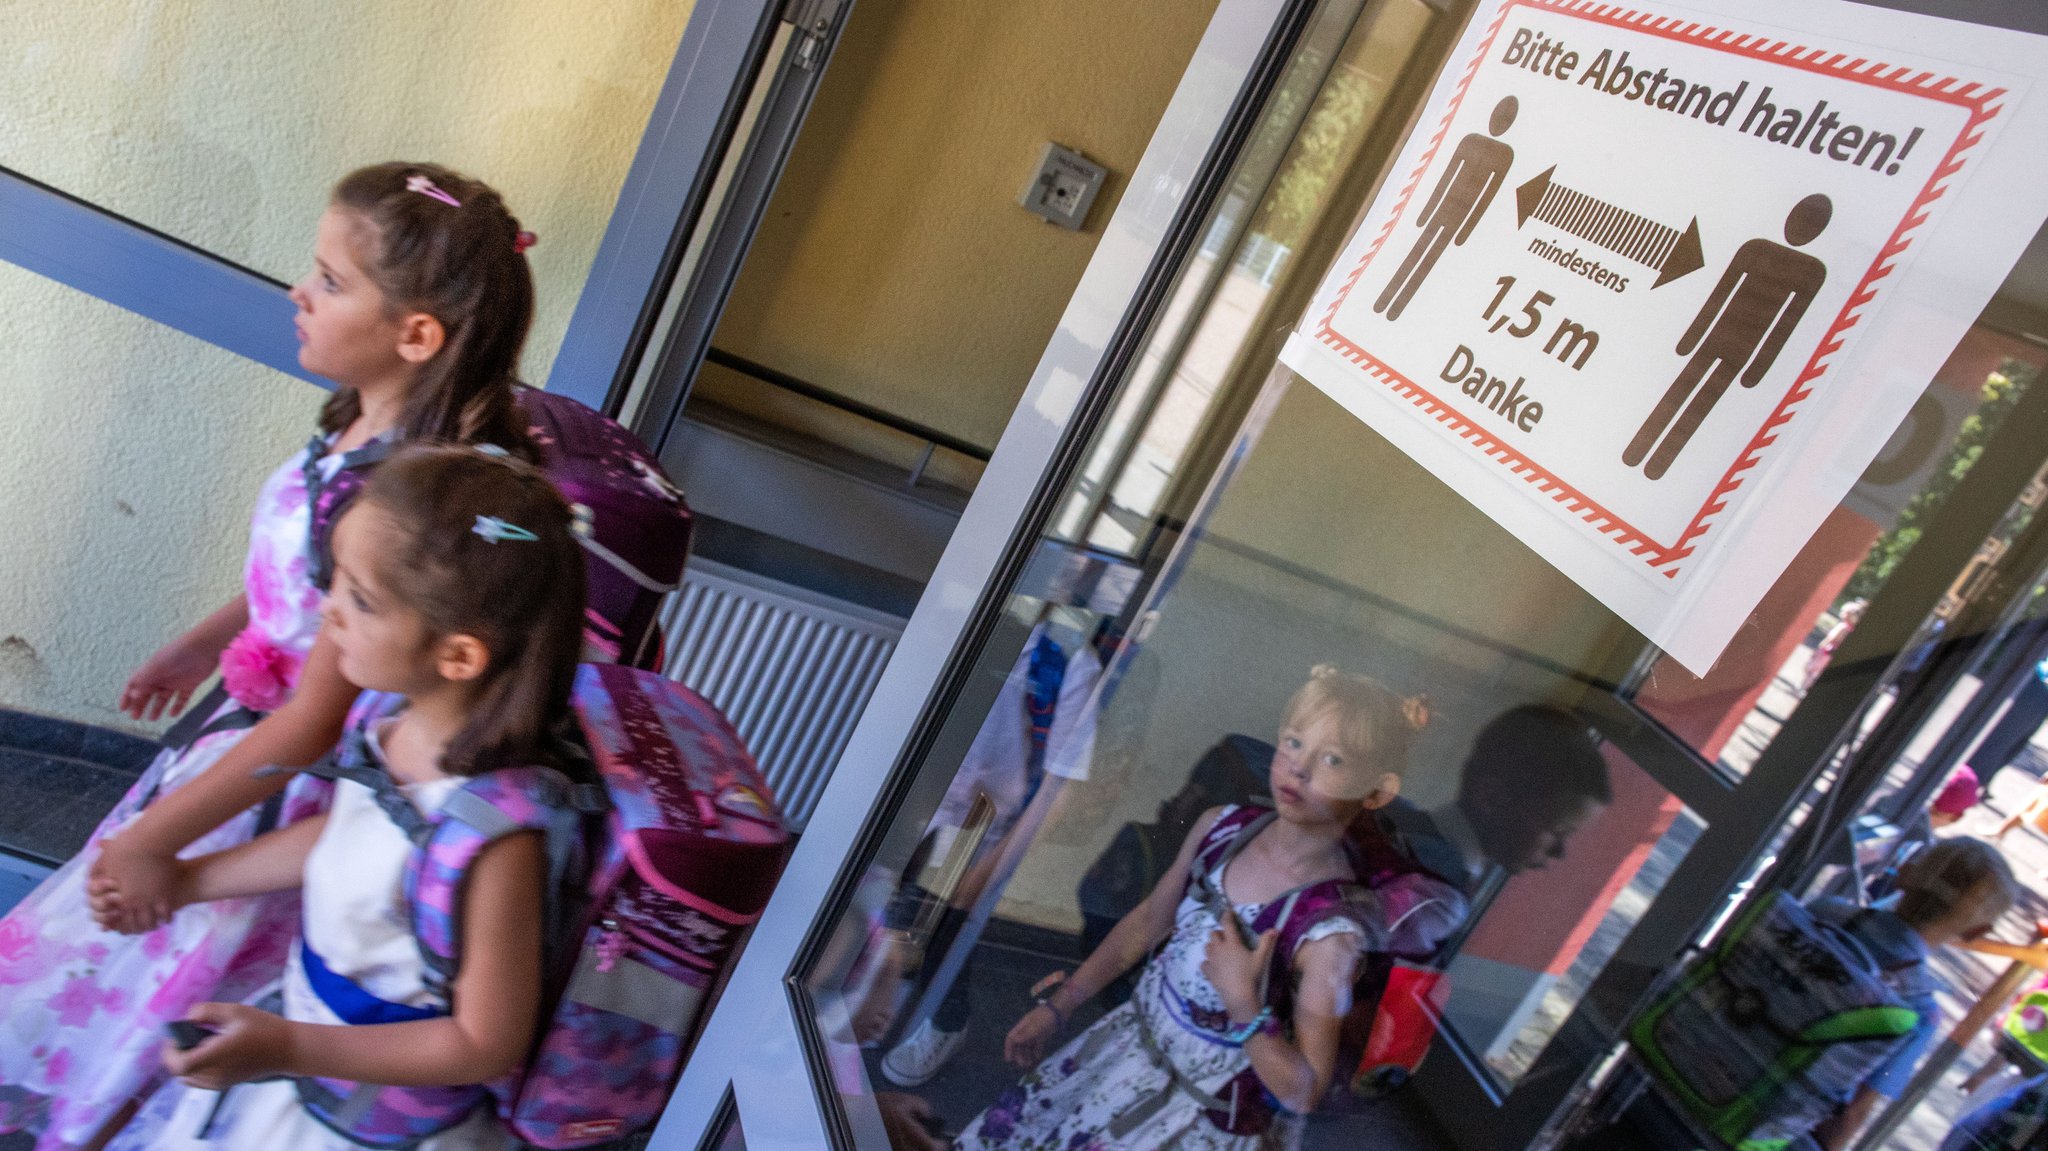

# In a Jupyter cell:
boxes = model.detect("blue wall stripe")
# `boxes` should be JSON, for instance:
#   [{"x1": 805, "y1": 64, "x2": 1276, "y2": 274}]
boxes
[
  {"x1": 0, "y1": 166, "x2": 325, "y2": 387},
  {"x1": 544, "y1": 0, "x2": 778, "y2": 413}
]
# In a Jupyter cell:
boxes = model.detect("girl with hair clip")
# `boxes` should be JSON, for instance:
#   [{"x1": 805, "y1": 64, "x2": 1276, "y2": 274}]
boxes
[
  {"x1": 111, "y1": 445, "x2": 590, "y2": 1151},
  {"x1": 948, "y1": 666, "x2": 1455, "y2": 1151},
  {"x1": 0, "y1": 162, "x2": 540, "y2": 1150}
]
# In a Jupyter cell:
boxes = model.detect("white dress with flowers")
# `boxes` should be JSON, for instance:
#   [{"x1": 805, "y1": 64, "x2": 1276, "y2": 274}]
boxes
[
  {"x1": 0, "y1": 446, "x2": 339, "y2": 1149},
  {"x1": 952, "y1": 847, "x2": 1365, "y2": 1151}
]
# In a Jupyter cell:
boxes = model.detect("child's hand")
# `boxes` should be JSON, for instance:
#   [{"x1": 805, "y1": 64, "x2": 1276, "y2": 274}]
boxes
[
  {"x1": 1004, "y1": 1003, "x2": 1061, "y2": 1068},
  {"x1": 88, "y1": 837, "x2": 181, "y2": 935},
  {"x1": 162, "y1": 1003, "x2": 293, "y2": 1089},
  {"x1": 1202, "y1": 926, "x2": 1278, "y2": 1023},
  {"x1": 120, "y1": 635, "x2": 217, "y2": 722}
]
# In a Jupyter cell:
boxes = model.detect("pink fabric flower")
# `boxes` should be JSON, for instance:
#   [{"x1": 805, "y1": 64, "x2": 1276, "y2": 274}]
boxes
[{"x1": 220, "y1": 628, "x2": 302, "y2": 713}]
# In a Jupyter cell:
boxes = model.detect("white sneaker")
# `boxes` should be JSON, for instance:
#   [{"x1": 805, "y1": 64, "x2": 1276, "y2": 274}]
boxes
[{"x1": 880, "y1": 1017, "x2": 968, "y2": 1086}]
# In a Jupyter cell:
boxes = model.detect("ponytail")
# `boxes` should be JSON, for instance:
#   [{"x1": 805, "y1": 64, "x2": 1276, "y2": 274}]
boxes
[{"x1": 319, "y1": 162, "x2": 536, "y2": 460}]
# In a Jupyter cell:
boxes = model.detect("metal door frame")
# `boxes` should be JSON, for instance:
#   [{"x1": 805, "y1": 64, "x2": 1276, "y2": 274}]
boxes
[
  {"x1": 649, "y1": 0, "x2": 1310, "y2": 1144},
  {"x1": 656, "y1": 0, "x2": 2048, "y2": 1148}
]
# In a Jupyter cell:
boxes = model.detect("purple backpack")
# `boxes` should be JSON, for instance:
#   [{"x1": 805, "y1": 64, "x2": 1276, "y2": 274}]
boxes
[
  {"x1": 296, "y1": 664, "x2": 790, "y2": 1149},
  {"x1": 1173, "y1": 806, "x2": 1462, "y2": 1133},
  {"x1": 305, "y1": 387, "x2": 693, "y2": 669}
]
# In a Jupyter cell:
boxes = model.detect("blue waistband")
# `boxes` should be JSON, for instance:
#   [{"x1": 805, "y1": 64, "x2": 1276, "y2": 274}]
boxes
[{"x1": 300, "y1": 942, "x2": 446, "y2": 1026}]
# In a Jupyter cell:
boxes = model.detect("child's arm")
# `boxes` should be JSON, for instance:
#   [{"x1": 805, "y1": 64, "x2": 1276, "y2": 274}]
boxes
[
  {"x1": 173, "y1": 814, "x2": 329, "y2": 906},
  {"x1": 120, "y1": 594, "x2": 248, "y2": 722},
  {"x1": 1004, "y1": 805, "x2": 1228, "y2": 1067},
  {"x1": 165, "y1": 831, "x2": 545, "y2": 1090},
  {"x1": 93, "y1": 632, "x2": 361, "y2": 933},
  {"x1": 1207, "y1": 928, "x2": 1362, "y2": 1113}
]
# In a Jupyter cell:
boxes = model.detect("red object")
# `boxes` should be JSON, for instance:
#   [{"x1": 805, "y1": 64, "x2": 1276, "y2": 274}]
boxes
[{"x1": 1353, "y1": 962, "x2": 1451, "y2": 1091}]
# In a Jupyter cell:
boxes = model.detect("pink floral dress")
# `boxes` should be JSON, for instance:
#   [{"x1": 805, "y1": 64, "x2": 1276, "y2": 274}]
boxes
[{"x1": 0, "y1": 446, "x2": 339, "y2": 1149}]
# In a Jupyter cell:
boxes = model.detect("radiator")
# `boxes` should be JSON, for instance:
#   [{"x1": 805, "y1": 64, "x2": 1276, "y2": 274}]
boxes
[{"x1": 656, "y1": 558, "x2": 904, "y2": 829}]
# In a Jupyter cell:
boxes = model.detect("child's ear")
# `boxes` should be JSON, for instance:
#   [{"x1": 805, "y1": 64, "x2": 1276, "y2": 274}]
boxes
[
  {"x1": 1360, "y1": 772, "x2": 1402, "y2": 810},
  {"x1": 435, "y1": 634, "x2": 491, "y2": 683},
  {"x1": 395, "y1": 311, "x2": 447, "y2": 365}
]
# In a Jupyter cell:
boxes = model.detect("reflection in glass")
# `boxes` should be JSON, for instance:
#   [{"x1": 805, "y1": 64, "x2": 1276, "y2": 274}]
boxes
[
  {"x1": 1625, "y1": 334, "x2": 2046, "y2": 780},
  {"x1": 1433, "y1": 734, "x2": 1706, "y2": 1088}
]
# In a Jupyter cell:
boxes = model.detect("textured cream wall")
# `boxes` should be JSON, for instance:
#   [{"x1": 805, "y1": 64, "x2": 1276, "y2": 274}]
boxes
[
  {"x1": 0, "y1": 1, "x2": 690, "y2": 730},
  {"x1": 715, "y1": 0, "x2": 1223, "y2": 449},
  {"x1": 0, "y1": 264, "x2": 312, "y2": 728},
  {"x1": 4, "y1": 0, "x2": 689, "y2": 383}
]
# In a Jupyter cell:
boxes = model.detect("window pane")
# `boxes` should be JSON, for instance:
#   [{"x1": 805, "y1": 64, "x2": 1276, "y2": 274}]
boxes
[
  {"x1": 1624, "y1": 331, "x2": 2047, "y2": 778},
  {"x1": 2, "y1": 0, "x2": 690, "y2": 380}
]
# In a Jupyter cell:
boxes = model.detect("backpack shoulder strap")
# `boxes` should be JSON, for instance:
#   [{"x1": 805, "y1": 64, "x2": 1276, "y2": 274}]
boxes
[
  {"x1": 403, "y1": 765, "x2": 600, "y2": 999},
  {"x1": 303, "y1": 432, "x2": 397, "y2": 591},
  {"x1": 1186, "y1": 806, "x2": 1272, "y2": 902}
]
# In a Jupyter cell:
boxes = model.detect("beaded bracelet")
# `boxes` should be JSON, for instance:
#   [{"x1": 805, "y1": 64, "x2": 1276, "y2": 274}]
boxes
[
  {"x1": 1223, "y1": 1006, "x2": 1275, "y2": 1045},
  {"x1": 1033, "y1": 997, "x2": 1069, "y2": 1029}
]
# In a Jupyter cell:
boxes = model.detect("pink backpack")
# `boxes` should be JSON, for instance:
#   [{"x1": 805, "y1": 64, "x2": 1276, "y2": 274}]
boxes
[
  {"x1": 305, "y1": 387, "x2": 693, "y2": 669},
  {"x1": 295, "y1": 664, "x2": 790, "y2": 1148}
]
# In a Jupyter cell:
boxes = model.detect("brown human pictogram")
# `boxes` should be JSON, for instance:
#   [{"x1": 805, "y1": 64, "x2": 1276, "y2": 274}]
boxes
[
  {"x1": 1375, "y1": 96, "x2": 1519, "y2": 322},
  {"x1": 1623, "y1": 193, "x2": 1831, "y2": 480}
]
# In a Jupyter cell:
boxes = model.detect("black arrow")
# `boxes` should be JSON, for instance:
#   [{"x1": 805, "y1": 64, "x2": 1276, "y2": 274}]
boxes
[{"x1": 1515, "y1": 168, "x2": 1705, "y2": 287}]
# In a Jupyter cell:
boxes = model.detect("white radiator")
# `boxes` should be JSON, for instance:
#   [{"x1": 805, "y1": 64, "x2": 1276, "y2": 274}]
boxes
[{"x1": 656, "y1": 559, "x2": 904, "y2": 829}]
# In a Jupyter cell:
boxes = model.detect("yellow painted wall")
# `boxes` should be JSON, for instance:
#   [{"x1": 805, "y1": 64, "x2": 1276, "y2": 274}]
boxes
[
  {"x1": 0, "y1": 0, "x2": 689, "y2": 729},
  {"x1": 714, "y1": 0, "x2": 1224, "y2": 450}
]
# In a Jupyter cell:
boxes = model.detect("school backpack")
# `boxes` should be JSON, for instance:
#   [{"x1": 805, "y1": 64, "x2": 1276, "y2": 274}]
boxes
[
  {"x1": 304, "y1": 386, "x2": 692, "y2": 669},
  {"x1": 1945, "y1": 1074, "x2": 2048, "y2": 1151},
  {"x1": 1628, "y1": 890, "x2": 1925, "y2": 1149},
  {"x1": 1161, "y1": 805, "x2": 1465, "y2": 1135},
  {"x1": 296, "y1": 662, "x2": 790, "y2": 1149}
]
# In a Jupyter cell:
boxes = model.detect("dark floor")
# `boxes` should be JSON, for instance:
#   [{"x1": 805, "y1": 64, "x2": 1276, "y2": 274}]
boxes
[{"x1": 0, "y1": 709, "x2": 157, "y2": 1151}]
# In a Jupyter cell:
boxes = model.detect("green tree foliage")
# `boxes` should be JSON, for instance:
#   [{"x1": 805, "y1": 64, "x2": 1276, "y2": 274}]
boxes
[{"x1": 1844, "y1": 358, "x2": 2036, "y2": 602}]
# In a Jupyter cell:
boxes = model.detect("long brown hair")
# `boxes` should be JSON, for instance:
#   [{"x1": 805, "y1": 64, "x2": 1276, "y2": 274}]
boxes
[
  {"x1": 318, "y1": 162, "x2": 534, "y2": 455},
  {"x1": 355, "y1": 445, "x2": 586, "y2": 777}
]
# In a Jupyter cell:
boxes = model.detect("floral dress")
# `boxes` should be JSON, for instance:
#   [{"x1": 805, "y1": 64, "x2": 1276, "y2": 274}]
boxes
[
  {"x1": 0, "y1": 446, "x2": 339, "y2": 1149},
  {"x1": 111, "y1": 741, "x2": 508, "y2": 1151},
  {"x1": 953, "y1": 840, "x2": 1365, "y2": 1151}
]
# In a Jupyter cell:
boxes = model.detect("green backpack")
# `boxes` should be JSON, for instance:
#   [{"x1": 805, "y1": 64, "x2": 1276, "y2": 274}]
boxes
[{"x1": 1629, "y1": 891, "x2": 1922, "y2": 1148}]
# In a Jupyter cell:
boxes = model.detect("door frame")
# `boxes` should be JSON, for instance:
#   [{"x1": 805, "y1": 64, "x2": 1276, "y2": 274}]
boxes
[
  {"x1": 652, "y1": 0, "x2": 2048, "y2": 1148},
  {"x1": 647, "y1": 0, "x2": 1317, "y2": 1144}
]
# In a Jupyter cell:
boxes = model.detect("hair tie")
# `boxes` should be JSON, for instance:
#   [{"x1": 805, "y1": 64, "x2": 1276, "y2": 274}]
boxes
[
  {"x1": 1402, "y1": 694, "x2": 1433, "y2": 732},
  {"x1": 513, "y1": 230, "x2": 538, "y2": 254},
  {"x1": 473, "y1": 514, "x2": 538, "y2": 544},
  {"x1": 406, "y1": 174, "x2": 462, "y2": 208}
]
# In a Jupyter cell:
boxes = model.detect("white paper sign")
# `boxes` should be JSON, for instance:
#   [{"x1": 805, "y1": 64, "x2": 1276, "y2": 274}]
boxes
[{"x1": 1280, "y1": 0, "x2": 2048, "y2": 673}]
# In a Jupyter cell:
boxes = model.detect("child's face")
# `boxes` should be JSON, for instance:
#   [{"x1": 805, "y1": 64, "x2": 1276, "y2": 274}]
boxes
[
  {"x1": 1271, "y1": 710, "x2": 1396, "y2": 825},
  {"x1": 322, "y1": 504, "x2": 440, "y2": 695},
  {"x1": 288, "y1": 208, "x2": 412, "y2": 388}
]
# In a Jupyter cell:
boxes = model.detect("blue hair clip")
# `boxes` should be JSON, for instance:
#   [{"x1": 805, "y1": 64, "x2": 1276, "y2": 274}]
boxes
[{"x1": 473, "y1": 514, "x2": 539, "y2": 544}]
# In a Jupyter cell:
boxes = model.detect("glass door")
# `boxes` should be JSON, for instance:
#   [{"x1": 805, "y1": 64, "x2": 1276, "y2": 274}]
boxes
[{"x1": 669, "y1": 0, "x2": 2048, "y2": 1149}]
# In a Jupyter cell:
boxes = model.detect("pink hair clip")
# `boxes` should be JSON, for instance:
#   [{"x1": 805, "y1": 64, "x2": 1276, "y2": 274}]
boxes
[
  {"x1": 513, "y1": 231, "x2": 538, "y2": 254},
  {"x1": 406, "y1": 174, "x2": 462, "y2": 208}
]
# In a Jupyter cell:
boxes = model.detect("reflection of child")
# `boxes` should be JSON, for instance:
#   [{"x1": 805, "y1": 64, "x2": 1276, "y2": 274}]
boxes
[{"x1": 953, "y1": 667, "x2": 1444, "y2": 1150}]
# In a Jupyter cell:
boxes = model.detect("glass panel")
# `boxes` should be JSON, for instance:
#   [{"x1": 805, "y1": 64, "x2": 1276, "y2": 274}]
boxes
[
  {"x1": 1622, "y1": 332, "x2": 2047, "y2": 779},
  {"x1": 3, "y1": 0, "x2": 691, "y2": 380},
  {"x1": 0, "y1": 261, "x2": 314, "y2": 729},
  {"x1": 794, "y1": 0, "x2": 2048, "y2": 1145},
  {"x1": 1436, "y1": 760, "x2": 1705, "y2": 1090}
]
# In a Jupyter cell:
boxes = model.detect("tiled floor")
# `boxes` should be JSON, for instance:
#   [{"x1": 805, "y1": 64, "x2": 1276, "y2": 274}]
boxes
[{"x1": 0, "y1": 712, "x2": 154, "y2": 1150}]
